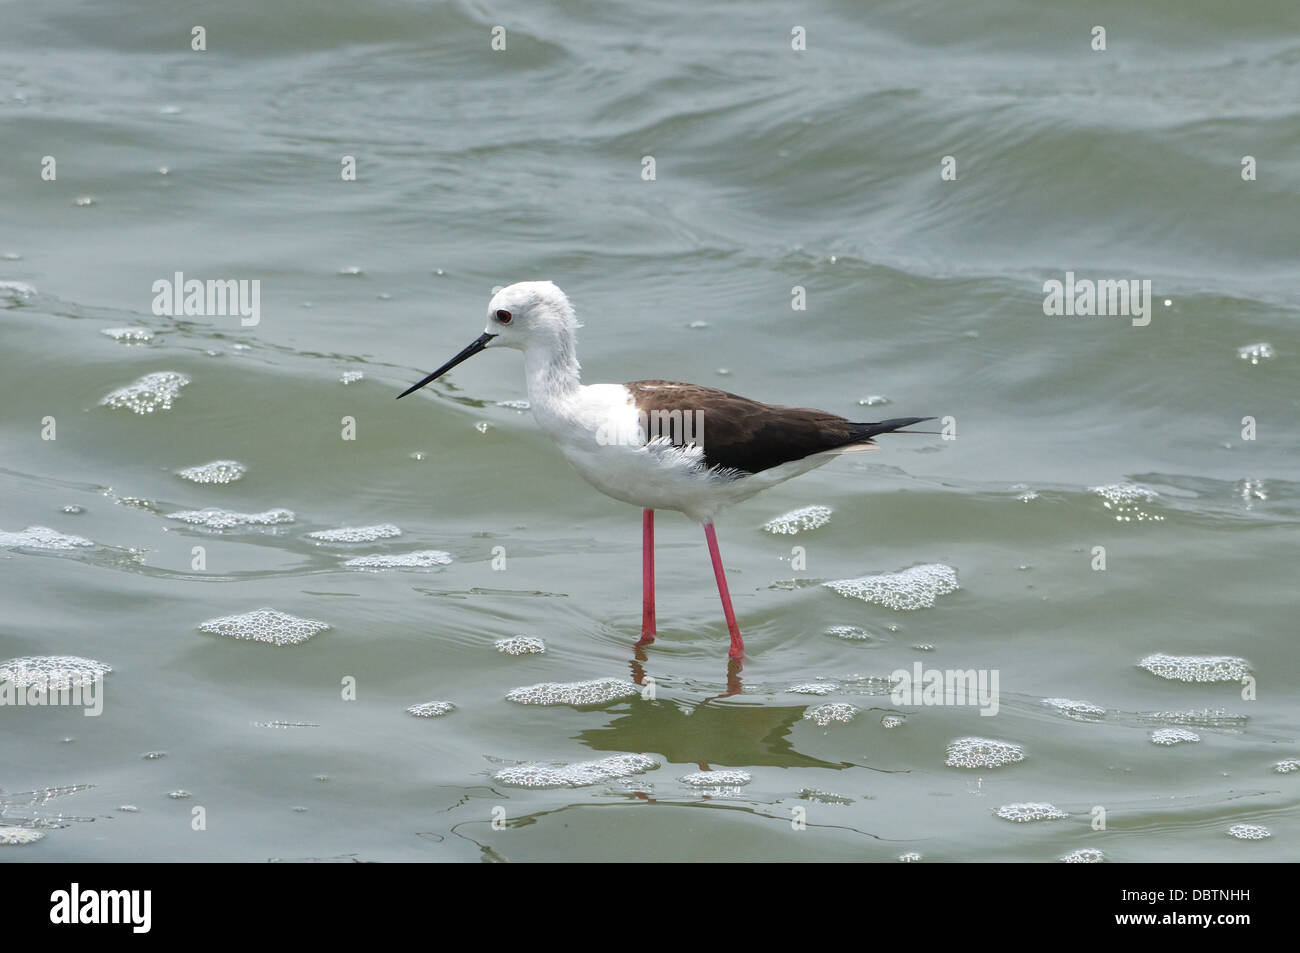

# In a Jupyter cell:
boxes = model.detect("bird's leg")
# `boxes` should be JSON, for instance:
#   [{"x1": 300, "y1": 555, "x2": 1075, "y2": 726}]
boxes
[
  {"x1": 703, "y1": 521, "x2": 744, "y2": 659},
  {"x1": 637, "y1": 508, "x2": 656, "y2": 644}
]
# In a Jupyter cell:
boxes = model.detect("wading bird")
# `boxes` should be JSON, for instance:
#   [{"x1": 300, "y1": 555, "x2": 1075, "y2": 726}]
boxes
[{"x1": 399, "y1": 281, "x2": 931, "y2": 660}]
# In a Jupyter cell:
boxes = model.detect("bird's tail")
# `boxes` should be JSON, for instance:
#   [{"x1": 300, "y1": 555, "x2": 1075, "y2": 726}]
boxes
[{"x1": 851, "y1": 416, "x2": 939, "y2": 440}]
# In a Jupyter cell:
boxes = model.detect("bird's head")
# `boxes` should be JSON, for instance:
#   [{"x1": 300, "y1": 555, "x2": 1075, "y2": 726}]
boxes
[{"x1": 397, "y1": 280, "x2": 578, "y2": 398}]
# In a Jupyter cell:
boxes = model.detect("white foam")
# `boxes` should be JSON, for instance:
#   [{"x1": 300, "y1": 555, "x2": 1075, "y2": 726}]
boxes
[
  {"x1": 101, "y1": 327, "x2": 154, "y2": 343},
  {"x1": 0, "y1": 526, "x2": 94, "y2": 550},
  {"x1": 407, "y1": 701, "x2": 455, "y2": 718},
  {"x1": 897, "y1": 851, "x2": 923, "y2": 863},
  {"x1": 881, "y1": 714, "x2": 905, "y2": 728},
  {"x1": 995, "y1": 802, "x2": 1069, "y2": 823},
  {"x1": 1226, "y1": 824, "x2": 1271, "y2": 840},
  {"x1": 177, "y1": 460, "x2": 247, "y2": 484},
  {"x1": 495, "y1": 636, "x2": 546, "y2": 656},
  {"x1": 680, "y1": 770, "x2": 751, "y2": 787},
  {"x1": 505, "y1": 678, "x2": 639, "y2": 706},
  {"x1": 0, "y1": 827, "x2": 45, "y2": 845},
  {"x1": 763, "y1": 505, "x2": 832, "y2": 535},
  {"x1": 1042, "y1": 697, "x2": 1106, "y2": 720},
  {"x1": 1139, "y1": 653, "x2": 1249, "y2": 683},
  {"x1": 946, "y1": 737, "x2": 1025, "y2": 768},
  {"x1": 199, "y1": 608, "x2": 329, "y2": 646},
  {"x1": 1150, "y1": 728, "x2": 1200, "y2": 746},
  {"x1": 1091, "y1": 483, "x2": 1164, "y2": 522},
  {"x1": 167, "y1": 508, "x2": 294, "y2": 529},
  {"x1": 339, "y1": 371, "x2": 364, "y2": 385},
  {"x1": 496, "y1": 399, "x2": 530, "y2": 410},
  {"x1": 1061, "y1": 848, "x2": 1105, "y2": 863},
  {"x1": 825, "y1": 624, "x2": 876, "y2": 641},
  {"x1": 824, "y1": 563, "x2": 959, "y2": 610},
  {"x1": 307, "y1": 524, "x2": 402, "y2": 543},
  {"x1": 0, "y1": 280, "x2": 37, "y2": 301},
  {"x1": 1273, "y1": 758, "x2": 1300, "y2": 775},
  {"x1": 787, "y1": 682, "x2": 837, "y2": 695},
  {"x1": 0, "y1": 656, "x2": 111, "y2": 690},
  {"x1": 494, "y1": 753, "x2": 657, "y2": 788},
  {"x1": 99, "y1": 371, "x2": 190, "y2": 414},
  {"x1": 343, "y1": 550, "x2": 452, "y2": 569},
  {"x1": 804, "y1": 703, "x2": 857, "y2": 726}
]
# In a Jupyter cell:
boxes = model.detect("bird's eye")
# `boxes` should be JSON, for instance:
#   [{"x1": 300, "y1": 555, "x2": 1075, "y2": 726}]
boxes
[{"x1": 495, "y1": 309, "x2": 512, "y2": 324}]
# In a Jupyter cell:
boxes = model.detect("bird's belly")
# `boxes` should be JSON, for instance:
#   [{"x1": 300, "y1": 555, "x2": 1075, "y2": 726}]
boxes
[{"x1": 560, "y1": 441, "x2": 709, "y2": 512}]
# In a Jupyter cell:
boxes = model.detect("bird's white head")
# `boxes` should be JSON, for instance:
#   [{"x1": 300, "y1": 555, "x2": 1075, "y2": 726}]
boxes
[
  {"x1": 484, "y1": 280, "x2": 579, "y2": 351},
  {"x1": 397, "y1": 280, "x2": 580, "y2": 400}
]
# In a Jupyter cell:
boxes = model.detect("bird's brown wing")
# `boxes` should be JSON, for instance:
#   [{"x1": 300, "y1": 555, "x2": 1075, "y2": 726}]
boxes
[{"x1": 624, "y1": 380, "x2": 866, "y2": 475}]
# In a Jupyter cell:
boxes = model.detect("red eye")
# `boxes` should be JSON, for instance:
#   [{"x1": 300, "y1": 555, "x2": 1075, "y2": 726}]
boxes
[{"x1": 496, "y1": 309, "x2": 512, "y2": 324}]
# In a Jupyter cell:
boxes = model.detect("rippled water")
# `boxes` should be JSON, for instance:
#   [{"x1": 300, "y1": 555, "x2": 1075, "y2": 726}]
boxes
[{"x1": 2, "y1": 0, "x2": 1297, "y2": 861}]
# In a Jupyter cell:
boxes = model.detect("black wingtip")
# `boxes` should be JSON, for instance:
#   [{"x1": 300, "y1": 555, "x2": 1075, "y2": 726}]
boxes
[{"x1": 854, "y1": 416, "x2": 937, "y2": 439}]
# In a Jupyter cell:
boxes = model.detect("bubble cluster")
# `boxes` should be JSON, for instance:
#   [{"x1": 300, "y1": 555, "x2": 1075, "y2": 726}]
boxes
[
  {"x1": 1150, "y1": 728, "x2": 1200, "y2": 746},
  {"x1": 1236, "y1": 342, "x2": 1275, "y2": 365},
  {"x1": 787, "y1": 682, "x2": 837, "y2": 695},
  {"x1": 494, "y1": 753, "x2": 657, "y2": 788},
  {"x1": 1061, "y1": 848, "x2": 1105, "y2": 864},
  {"x1": 0, "y1": 656, "x2": 111, "y2": 690},
  {"x1": 897, "y1": 851, "x2": 923, "y2": 863},
  {"x1": 762, "y1": 505, "x2": 832, "y2": 535},
  {"x1": 505, "y1": 678, "x2": 639, "y2": 706},
  {"x1": 343, "y1": 550, "x2": 452, "y2": 569},
  {"x1": 1091, "y1": 483, "x2": 1164, "y2": 522},
  {"x1": 495, "y1": 636, "x2": 546, "y2": 655},
  {"x1": 407, "y1": 701, "x2": 455, "y2": 718},
  {"x1": 339, "y1": 371, "x2": 364, "y2": 385},
  {"x1": 168, "y1": 507, "x2": 294, "y2": 529},
  {"x1": 0, "y1": 526, "x2": 94, "y2": 550},
  {"x1": 804, "y1": 703, "x2": 857, "y2": 726},
  {"x1": 0, "y1": 827, "x2": 45, "y2": 845},
  {"x1": 995, "y1": 802, "x2": 1069, "y2": 823},
  {"x1": 177, "y1": 460, "x2": 247, "y2": 484},
  {"x1": 1042, "y1": 697, "x2": 1106, "y2": 721},
  {"x1": 307, "y1": 524, "x2": 402, "y2": 543},
  {"x1": 101, "y1": 327, "x2": 154, "y2": 343},
  {"x1": 198, "y1": 608, "x2": 329, "y2": 646},
  {"x1": 823, "y1": 563, "x2": 959, "y2": 610},
  {"x1": 496, "y1": 399, "x2": 530, "y2": 410},
  {"x1": 1141, "y1": 709, "x2": 1247, "y2": 730},
  {"x1": 881, "y1": 714, "x2": 905, "y2": 728},
  {"x1": 1139, "y1": 653, "x2": 1250, "y2": 683},
  {"x1": 1226, "y1": 824, "x2": 1271, "y2": 840},
  {"x1": 946, "y1": 737, "x2": 1025, "y2": 768},
  {"x1": 825, "y1": 624, "x2": 878, "y2": 641},
  {"x1": 99, "y1": 371, "x2": 190, "y2": 414},
  {"x1": 1273, "y1": 758, "x2": 1300, "y2": 775},
  {"x1": 680, "y1": 770, "x2": 751, "y2": 787}
]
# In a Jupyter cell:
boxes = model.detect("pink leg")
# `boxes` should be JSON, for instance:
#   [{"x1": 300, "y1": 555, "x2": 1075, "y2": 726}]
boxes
[
  {"x1": 637, "y1": 508, "x2": 656, "y2": 644},
  {"x1": 703, "y1": 521, "x2": 744, "y2": 659}
]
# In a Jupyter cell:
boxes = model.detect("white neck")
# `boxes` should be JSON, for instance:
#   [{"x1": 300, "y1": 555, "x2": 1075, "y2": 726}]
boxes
[{"x1": 523, "y1": 333, "x2": 582, "y2": 407}]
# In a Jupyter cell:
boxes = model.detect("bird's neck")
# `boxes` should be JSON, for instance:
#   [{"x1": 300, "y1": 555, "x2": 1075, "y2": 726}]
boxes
[{"x1": 523, "y1": 334, "x2": 582, "y2": 406}]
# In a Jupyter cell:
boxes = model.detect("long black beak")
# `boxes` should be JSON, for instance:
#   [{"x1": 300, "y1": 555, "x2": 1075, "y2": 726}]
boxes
[{"x1": 396, "y1": 332, "x2": 497, "y2": 399}]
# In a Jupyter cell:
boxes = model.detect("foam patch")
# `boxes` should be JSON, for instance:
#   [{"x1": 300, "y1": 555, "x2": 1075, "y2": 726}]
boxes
[{"x1": 823, "y1": 563, "x2": 959, "y2": 611}]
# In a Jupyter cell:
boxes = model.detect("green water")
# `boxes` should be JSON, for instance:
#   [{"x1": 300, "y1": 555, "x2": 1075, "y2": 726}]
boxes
[{"x1": 1, "y1": 0, "x2": 1297, "y2": 861}]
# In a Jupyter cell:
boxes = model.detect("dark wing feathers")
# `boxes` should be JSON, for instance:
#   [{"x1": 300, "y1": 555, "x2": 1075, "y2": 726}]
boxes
[{"x1": 625, "y1": 380, "x2": 931, "y2": 475}]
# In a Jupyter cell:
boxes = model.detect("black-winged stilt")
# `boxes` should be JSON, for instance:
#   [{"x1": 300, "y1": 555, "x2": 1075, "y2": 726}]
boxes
[{"x1": 398, "y1": 281, "x2": 932, "y2": 660}]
